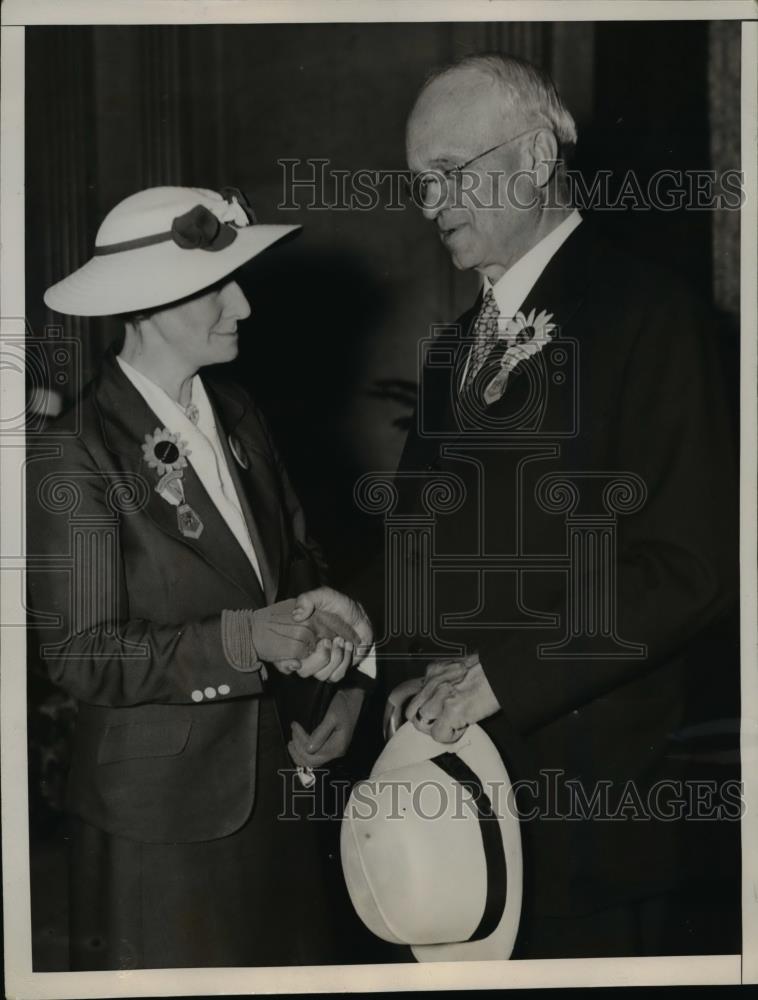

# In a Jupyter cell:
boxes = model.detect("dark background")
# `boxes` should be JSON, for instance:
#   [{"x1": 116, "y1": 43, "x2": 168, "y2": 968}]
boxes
[
  {"x1": 25, "y1": 21, "x2": 741, "y2": 574},
  {"x1": 25, "y1": 20, "x2": 742, "y2": 969}
]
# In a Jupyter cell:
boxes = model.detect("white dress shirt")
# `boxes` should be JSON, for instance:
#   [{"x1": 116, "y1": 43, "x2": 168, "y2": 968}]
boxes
[
  {"x1": 460, "y1": 209, "x2": 583, "y2": 387},
  {"x1": 117, "y1": 356, "x2": 265, "y2": 589}
]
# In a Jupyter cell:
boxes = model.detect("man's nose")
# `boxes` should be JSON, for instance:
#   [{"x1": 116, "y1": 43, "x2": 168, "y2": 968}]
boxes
[
  {"x1": 222, "y1": 281, "x2": 251, "y2": 320},
  {"x1": 420, "y1": 177, "x2": 451, "y2": 221}
]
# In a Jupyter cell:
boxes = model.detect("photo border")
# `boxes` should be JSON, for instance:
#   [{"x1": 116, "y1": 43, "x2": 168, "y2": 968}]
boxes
[{"x1": 2, "y1": 2, "x2": 756, "y2": 995}]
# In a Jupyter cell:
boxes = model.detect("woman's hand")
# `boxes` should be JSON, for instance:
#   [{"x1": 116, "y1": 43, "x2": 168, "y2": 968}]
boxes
[
  {"x1": 288, "y1": 688, "x2": 365, "y2": 768},
  {"x1": 249, "y1": 600, "x2": 324, "y2": 664}
]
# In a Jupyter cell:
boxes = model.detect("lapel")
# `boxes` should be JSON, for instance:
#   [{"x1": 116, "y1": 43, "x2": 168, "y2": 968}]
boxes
[
  {"x1": 204, "y1": 379, "x2": 282, "y2": 604},
  {"x1": 93, "y1": 353, "x2": 267, "y2": 603},
  {"x1": 453, "y1": 219, "x2": 593, "y2": 428},
  {"x1": 398, "y1": 294, "x2": 481, "y2": 496},
  {"x1": 428, "y1": 292, "x2": 483, "y2": 440}
]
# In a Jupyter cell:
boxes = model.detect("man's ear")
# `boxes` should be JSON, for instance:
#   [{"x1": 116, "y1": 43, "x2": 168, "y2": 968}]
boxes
[{"x1": 530, "y1": 128, "x2": 560, "y2": 190}]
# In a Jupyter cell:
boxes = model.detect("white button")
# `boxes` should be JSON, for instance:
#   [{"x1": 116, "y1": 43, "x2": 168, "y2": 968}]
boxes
[
  {"x1": 218, "y1": 684, "x2": 230, "y2": 696},
  {"x1": 191, "y1": 690, "x2": 203, "y2": 702},
  {"x1": 260, "y1": 665, "x2": 268, "y2": 682},
  {"x1": 204, "y1": 686, "x2": 217, "y2": 699}
]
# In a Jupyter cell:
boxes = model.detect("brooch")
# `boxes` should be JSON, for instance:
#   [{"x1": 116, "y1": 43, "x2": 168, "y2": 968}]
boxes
[
  {"x1": 142, "y1": 428, "x2": 204, "y2": 539},
  {"x1": 484, "y1": 308, "x2": 557, "y2": 405}
]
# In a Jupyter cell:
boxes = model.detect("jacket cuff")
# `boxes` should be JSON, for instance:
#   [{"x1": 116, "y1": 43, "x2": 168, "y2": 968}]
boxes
[{"x1": 221, "y1": 609, "x2": 264, "y2": 673}]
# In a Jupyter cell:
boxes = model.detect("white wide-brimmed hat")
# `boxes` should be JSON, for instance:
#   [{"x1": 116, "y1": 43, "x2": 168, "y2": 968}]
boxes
[
  {"x1": 43, "y1": 186, "x2": 300, "y2": 317},
  {"x1": 341, "y1": 720, "x2": 523, "y2": 962}
]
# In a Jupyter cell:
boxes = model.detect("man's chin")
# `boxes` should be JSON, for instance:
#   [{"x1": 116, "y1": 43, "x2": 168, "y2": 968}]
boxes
[
  {"x1": 439, "y1": 230, "x2": 477, "y2": 270},
  {"x1": 448, "y1": 245, "x2": 479, "y2": 271}
]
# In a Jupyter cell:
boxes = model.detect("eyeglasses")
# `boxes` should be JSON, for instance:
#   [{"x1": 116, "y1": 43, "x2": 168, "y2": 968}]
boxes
[{"x1": 413, "y1": 124, "x2": 550, "y2": 206}]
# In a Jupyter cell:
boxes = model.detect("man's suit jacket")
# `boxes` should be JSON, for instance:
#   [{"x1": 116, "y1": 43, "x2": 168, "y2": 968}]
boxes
[
  {"x1": 27, "y1": 351, "x2": 326, "y2": 844},
  {"x1": 387, "y1": 221, "x2": 739, "y2": 919}
]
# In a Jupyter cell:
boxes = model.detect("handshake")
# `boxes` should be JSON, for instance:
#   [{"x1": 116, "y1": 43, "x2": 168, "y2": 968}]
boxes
[{"x1": 249, "y1": 586, "x2": 373, "y2": 683}]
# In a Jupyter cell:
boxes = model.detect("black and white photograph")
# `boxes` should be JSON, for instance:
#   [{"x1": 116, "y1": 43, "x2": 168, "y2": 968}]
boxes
[{"x1": 1, "y1": 1, "x2": 757, "y2": 995}]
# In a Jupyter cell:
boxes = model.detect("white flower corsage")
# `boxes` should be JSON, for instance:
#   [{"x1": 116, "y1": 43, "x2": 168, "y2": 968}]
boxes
[{"x1": 483, "y1": 308, "x2": 557, "y2": 405}]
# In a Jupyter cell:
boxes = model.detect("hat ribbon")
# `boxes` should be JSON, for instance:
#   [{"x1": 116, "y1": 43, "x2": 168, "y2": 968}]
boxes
[
  {"x1": 432, "y1": 752, "x2": 508, "y2": 942},
  {"x1": 93, "y1": 188, "x2": 255, "y2": 257}
]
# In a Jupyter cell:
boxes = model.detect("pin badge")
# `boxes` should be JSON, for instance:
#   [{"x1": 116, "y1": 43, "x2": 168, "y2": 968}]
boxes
[
  {"x1": 143, "y1": 427, "x2": 203, "y2": 539},
  {"x1": 177, "y1": 503, "x2": 204, "y2": 539}
]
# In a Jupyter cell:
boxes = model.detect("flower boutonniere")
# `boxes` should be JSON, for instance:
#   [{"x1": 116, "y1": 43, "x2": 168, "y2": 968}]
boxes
[
  {"x1": 484, "y1": 308, "x2": 557, "y2": 405},
  {"x1": 142, "y1": 427, "x2": 204, "y2": 539}
]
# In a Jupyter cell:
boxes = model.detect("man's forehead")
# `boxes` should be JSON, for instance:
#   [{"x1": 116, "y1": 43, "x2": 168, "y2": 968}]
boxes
[{"x1": 407, "y1": 69, "x2": 510, "y2": 163}]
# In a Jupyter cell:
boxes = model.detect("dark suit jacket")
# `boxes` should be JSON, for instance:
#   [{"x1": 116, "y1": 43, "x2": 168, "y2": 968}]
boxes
[
  {"x1": 27, "y1": 352, "x2": 327, "y2": 844},
  {"x1": 384, "y1": 220, "x2": 739, "y2": 920}
]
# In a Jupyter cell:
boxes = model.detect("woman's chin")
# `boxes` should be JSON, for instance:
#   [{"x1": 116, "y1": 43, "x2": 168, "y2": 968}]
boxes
[{"x1": 211, "y1": 337, "x2": 239, "y2": 363}]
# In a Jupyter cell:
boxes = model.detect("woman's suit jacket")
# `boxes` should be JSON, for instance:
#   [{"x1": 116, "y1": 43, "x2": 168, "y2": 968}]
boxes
[{"x1": 27, "y1": 351, "x2": 325, "y2": 844}]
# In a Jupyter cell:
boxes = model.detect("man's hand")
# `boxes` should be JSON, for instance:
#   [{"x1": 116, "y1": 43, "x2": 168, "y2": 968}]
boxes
[
  {"x1": 292, "y1": 587, "x2": 373, "y2": 666},
  {"x1": 281, "y1": 622, "x2": 356, "y2": 682},
  {"x1": 288, "y1": 688, "x2": 364, "y2": 768},
  {"x1": 405, "y1": 654, "x2": 500, "y2": 744}
]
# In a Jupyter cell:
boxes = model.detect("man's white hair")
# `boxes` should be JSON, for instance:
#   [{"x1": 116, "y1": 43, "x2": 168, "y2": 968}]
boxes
[{"x1": 424, "y1": 52, "x2": 578, "y2": 153}]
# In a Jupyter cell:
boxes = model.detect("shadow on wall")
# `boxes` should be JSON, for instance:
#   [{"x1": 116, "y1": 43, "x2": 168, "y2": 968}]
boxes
[{"x1": 226, "y1": 237, "x2": 410, "y2": 577}]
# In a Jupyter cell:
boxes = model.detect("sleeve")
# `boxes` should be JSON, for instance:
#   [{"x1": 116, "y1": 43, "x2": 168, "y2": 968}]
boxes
[
  {"x1": 476, "y1": 284, "x2": 739, "y2": 735},
  {"x1": 26, "y1": 434, "x2": 266, "y2": 708}
]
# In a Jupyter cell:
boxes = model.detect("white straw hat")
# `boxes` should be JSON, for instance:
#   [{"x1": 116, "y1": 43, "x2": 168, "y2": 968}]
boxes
[
  {"x1": 341, "y1": 721, "x2": 523, "y2": 962},
  {"x1": 43, "y1": 186, "x2": 300, "y2": 317}
]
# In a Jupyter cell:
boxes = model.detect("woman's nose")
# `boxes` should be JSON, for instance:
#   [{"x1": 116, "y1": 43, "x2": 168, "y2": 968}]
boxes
[{"x1": 222, "y1": 281, "x2": 251, "y2": 320}]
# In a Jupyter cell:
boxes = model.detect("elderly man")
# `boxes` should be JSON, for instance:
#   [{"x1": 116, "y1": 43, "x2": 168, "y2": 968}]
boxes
[{"x1": 388, "y1": 54, "x2": 738, "y2": 957}]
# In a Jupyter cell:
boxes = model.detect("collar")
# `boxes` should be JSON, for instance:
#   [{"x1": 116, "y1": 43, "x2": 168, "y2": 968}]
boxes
[
  {"x1": 115, "y1": 355, "x2": 209, "y2": 437},
  {"x1": 486, "y1": 209, "x2": 583, "y2": 320},
  {"x1": 93, "y1": 351, "x2": 249, "y2": 465},
  {"x1": 91, "y1": 351, "x2": 272, "y2": 602}
]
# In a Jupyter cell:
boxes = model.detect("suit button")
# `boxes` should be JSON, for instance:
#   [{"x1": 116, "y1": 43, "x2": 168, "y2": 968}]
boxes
[
  {"x1": 191, "y1": 690, "x2": 203, "y2": 702},
  {"x1": 204, "y1": 686, "x2": 217, "y2": 699},
  {"x1": 218, "y1": 684, "x2": 230, "y2": 696}
]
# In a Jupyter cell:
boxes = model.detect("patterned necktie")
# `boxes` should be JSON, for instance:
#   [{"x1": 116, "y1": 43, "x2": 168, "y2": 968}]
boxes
[{"x1": 462, "y1": 287, "x2": 500, "y2": 393}]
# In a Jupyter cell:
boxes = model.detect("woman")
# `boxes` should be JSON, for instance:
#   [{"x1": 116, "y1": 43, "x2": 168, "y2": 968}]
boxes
[{"x1": 29, "y1": 186, "x2": 370, "y2": 969}]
